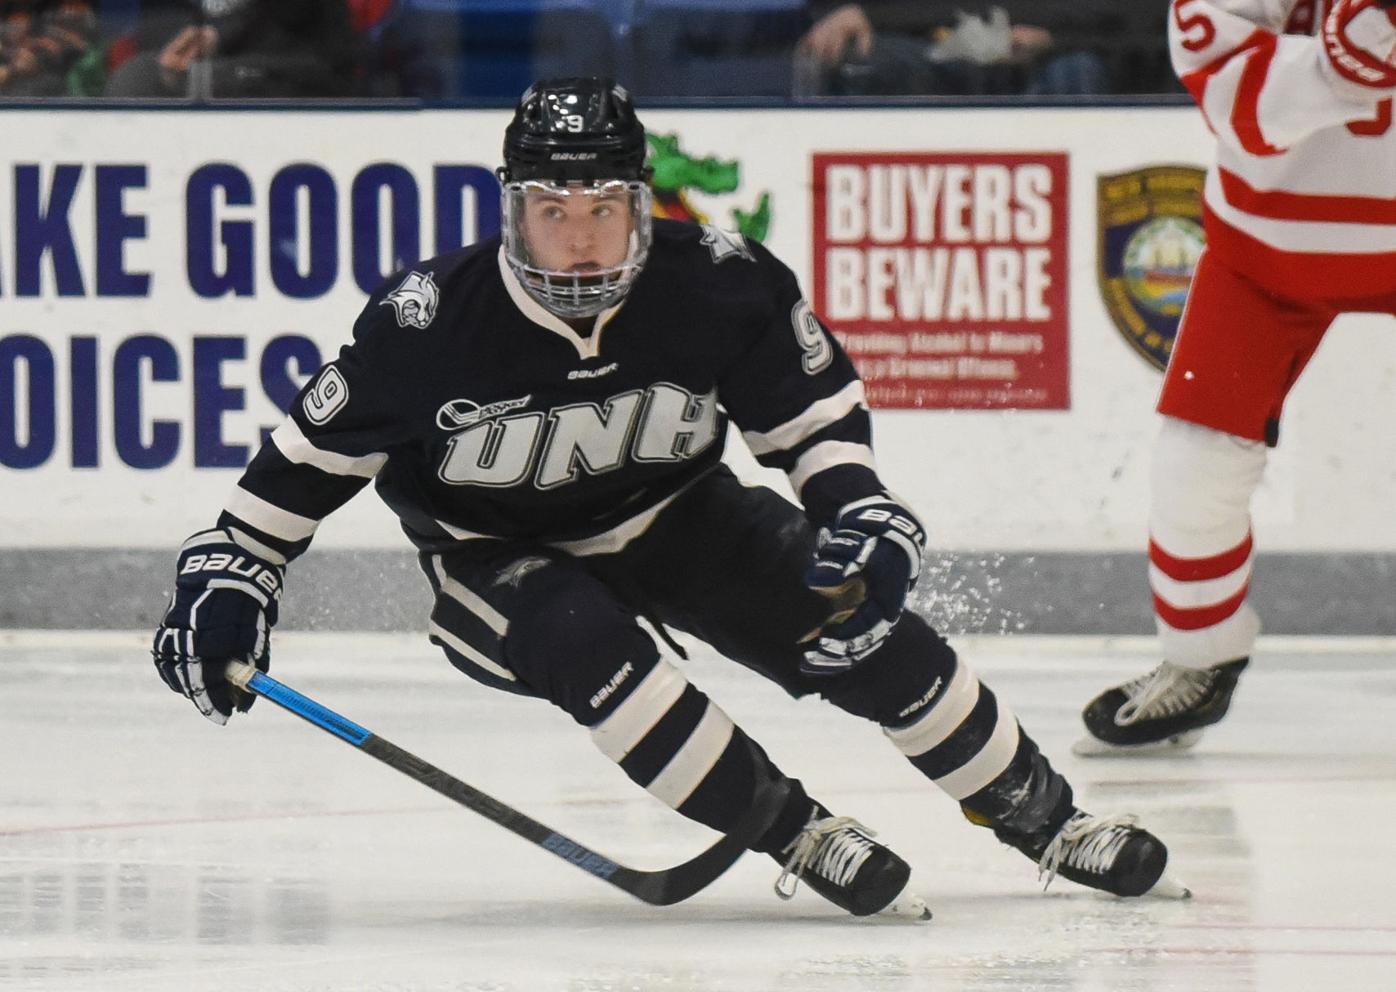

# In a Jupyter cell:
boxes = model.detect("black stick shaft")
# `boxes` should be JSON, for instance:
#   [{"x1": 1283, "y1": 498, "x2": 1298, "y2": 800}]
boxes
[{"x1": 226, "y1": 661, "x2": 784, "y2": 906}]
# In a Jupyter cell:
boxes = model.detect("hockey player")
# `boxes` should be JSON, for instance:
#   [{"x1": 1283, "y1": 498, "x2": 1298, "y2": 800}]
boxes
[
  {"x1": 1078, "y1": 0, "x2": 1396, "y2": 753},
  {"x1": 153, "y1": 77, "x2": 1185, "y2": 914}
]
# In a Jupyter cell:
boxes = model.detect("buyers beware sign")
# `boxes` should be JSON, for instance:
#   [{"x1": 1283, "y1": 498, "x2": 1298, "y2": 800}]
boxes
[{"x1": 812, "y1": 152, "x2": 1070, "y2": 410}]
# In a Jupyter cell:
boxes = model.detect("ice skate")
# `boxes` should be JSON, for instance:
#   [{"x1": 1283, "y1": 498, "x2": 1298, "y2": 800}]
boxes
[
  {"x1": 774, "y1": 806, "x2": 931, "y2": 920},
  {"x1": 1073, "y1": 658, "x2": 1249, "y2": 756},
  {"x1": 996, "y1": 810, "x2": 1190, "y2": 899}
]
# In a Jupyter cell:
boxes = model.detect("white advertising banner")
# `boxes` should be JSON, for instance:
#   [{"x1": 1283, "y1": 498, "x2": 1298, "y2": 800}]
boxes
[{"x1": 1, "y1": 108, "x2": 1392, "y2": 552}]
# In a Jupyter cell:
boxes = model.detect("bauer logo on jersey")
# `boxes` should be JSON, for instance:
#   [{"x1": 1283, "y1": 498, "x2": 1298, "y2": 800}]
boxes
[
  {"x1": 381, "y1": 270, "x2": 440, "y2": 329},
  {"x1": 303, "y1": 366, "x2": 349, "y2": 425},
  {"x1": 1097, "y1": 166, "x2": 1206, "y2": 372}
]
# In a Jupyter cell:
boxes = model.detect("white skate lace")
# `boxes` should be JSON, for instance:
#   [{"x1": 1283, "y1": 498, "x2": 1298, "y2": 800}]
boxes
[
  {"x1": 1114, "y1": 661, "x2": 1214, "y2": 726},
  {"x1": 774, "y1": 814, "x2": 876, "y2": 900},
  {"x1": 1037, "y1": 812, "x2": 1137, "y2": 890}
]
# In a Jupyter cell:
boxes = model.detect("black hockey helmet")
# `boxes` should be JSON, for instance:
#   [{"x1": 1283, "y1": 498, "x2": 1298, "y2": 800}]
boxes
[{"x1": 500, "y1": 77, "x2": 651, "y2": 185}]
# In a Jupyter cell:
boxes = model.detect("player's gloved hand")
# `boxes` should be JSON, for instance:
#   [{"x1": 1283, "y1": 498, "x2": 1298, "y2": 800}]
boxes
[
  {"x1": 1322, "y1": 0, "x2": 1396, "y2": 91},
  {"x1": 801, "y1": 495, "x2": 926, "y2": 675},
  {"x1": 152, "y1": 528, "x2": 283, "y2": 725}
]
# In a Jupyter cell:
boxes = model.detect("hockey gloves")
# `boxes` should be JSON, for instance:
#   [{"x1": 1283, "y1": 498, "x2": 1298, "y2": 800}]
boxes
[
  {"x1": 1323, "y1": 0, "x2": 1396, "y2": 93},
  {"x1": 152, "y1": 528, "x2": 284, "y2": 725},
  {"x1": 802, "y1": 495, "x2": 926, "y2": 675}
]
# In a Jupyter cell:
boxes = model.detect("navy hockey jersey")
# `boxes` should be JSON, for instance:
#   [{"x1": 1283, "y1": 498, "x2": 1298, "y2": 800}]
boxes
[{"x1": 217, "y1": 220, "x2": 887, "y2": 563}]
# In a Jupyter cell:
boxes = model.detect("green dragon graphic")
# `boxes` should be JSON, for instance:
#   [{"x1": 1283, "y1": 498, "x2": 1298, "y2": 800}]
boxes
[{"x1": 646, "y1": 132, "x2": 771, "y2": 242}]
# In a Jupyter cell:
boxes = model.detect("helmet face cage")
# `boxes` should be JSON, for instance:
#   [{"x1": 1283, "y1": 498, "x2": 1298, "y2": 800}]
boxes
[{"x1": 501, "y1": 179, "x2": 653, "y2": 320}]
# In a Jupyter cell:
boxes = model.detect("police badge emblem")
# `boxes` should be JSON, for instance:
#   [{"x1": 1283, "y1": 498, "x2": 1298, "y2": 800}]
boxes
[
  {"x1": 1097, "y1": 167, "x2": 1206, "y2": 371},
  {"x1": 381, "y1": 270, "x2": 440, "y2": 329}
]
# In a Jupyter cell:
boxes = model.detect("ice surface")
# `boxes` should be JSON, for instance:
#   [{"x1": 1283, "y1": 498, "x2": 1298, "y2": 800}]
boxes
[{"x1": 2, "y1": 631, "x2": 1394, "y2": 991}]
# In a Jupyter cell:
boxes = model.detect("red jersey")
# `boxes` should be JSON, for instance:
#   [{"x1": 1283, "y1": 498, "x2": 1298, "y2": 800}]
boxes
[{"x1": 1172, "y1": 0, "x2": 1396, "y2": 301}]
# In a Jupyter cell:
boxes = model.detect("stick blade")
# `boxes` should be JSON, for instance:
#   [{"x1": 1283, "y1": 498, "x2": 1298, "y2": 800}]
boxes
[{"x1": 623, "y1": 779, "x2": 791, "y2": 906}]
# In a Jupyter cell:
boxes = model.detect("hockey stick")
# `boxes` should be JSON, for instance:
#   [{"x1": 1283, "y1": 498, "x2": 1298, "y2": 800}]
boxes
[
  {"x1": 224, "y1": 661, "x2": 787, "y2": 906},
  {"x1": 798, "y1": 576, "x2": 868, "y2": 643}
]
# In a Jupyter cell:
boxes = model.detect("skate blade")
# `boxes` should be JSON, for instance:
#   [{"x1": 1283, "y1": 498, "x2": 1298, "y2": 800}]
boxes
[
  {"x1": 1144, "y1": 870, "x2": 1192, "y2": 900},
  {"x1": 884, "y1": 891, "x2": 933, "y2": 921},
  {"x1": 1071, "y1": 729, "x2": 1203, "y2": 758}
]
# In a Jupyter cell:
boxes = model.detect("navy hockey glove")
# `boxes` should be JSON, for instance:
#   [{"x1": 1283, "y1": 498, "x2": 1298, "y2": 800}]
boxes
[
  {"x1": 152, "y1": 528, "x2": 283, "y2": 725},
  {"x1": 802, "y1": 495, "x2": 926, "y2": 675}
]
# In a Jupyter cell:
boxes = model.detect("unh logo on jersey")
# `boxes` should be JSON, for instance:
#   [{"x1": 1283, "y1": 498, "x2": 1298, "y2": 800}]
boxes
[
  {"x1": 437, "y1": 383, "x2": 720, "y2": 490},
  {"x1": 381, "y1": 271, "x2": 439, "y2": 329}
]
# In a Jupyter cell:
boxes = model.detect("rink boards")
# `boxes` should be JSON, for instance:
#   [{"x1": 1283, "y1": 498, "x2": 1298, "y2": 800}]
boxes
[{"x1": 0, "y1": 107, "x2": 1392, "y2": 630}]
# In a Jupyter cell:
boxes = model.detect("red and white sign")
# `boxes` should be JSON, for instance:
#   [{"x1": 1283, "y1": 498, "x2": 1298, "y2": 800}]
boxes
[{"x1": 812, "y1": 152, "x2": 1070, "y2": 410}]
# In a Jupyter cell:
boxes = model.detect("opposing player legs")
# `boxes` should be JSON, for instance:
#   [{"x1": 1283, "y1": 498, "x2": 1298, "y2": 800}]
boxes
[
  {"x1": 1077, "y1": 254, "x2": 1334, "y2": 754},
  {"x1": 1149, "y1": 419, "x2": 1266, "y2": 666},
  {"x1": 1159, "y1": 249, "x2": 1332, "y2": 445},
  {"x1": 611, "y1": 469, "x2": 1072, "y2": 838},
  {"x1": 1153, "y1": 252, "x2": 1332, "y2": 666},
  {"x1": 417, "y1": 545, "x2": 815, "y2": 852}
]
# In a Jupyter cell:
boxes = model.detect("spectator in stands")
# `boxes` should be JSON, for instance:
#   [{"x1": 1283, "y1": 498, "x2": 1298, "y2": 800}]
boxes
[
  {"x1": 796, "y1": 2, "x2": 1111, "y2": 96},
  {"x1": 0, "y1": 0, "x2": 99, "y2": 96},
  {"x1": 104, "y1": 0, "x2": 360, "y2": 99}
]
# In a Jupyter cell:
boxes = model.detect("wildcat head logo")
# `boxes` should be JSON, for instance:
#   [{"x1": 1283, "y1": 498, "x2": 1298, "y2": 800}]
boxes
[{"x1": 381, "y1": 271, "x2": 439, "y2": 329}]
